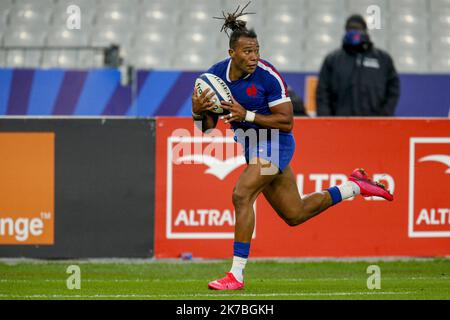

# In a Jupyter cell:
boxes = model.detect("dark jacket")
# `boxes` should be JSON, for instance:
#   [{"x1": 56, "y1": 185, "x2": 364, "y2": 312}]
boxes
[
  {"x1": 287, "y1": 86, "x2": 307, "y2": 116},
  {"x1": 316, "y1": 45, "x2": 400, "y2": 116}
]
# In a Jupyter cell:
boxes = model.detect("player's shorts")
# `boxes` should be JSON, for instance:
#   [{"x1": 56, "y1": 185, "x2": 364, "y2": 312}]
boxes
[{"x1": 234, "y1": 129, "x2": 295, "y2": 173}]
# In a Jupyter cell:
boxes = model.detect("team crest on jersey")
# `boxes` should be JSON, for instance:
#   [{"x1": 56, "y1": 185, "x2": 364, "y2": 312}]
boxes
[{"x1": 246, "y1": 84, "x2": 257, "y2": 97}]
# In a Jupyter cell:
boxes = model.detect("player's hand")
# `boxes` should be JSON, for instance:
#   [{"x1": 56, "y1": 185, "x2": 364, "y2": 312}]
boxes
[
  {"x1": 191, "y1": 88, "x2": 216, "y2": 114},
  {"x1": 220, "y1": 97, "x2": 247, "y2": 123}
]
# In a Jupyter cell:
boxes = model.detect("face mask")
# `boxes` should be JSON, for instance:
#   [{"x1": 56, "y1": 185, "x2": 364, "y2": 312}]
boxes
[{"x1": 343, "y1": 30, "x2": 370, "y2": 46}]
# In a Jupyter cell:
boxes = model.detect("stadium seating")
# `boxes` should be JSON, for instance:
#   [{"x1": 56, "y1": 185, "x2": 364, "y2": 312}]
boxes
[
  {"x1": 0, "y1": 0, "x2": 447, "y2": 73},
  {"x1": 3, "y1": 27, "x2": 47, "y2": 47},
  {"x1": 172, "y1": 49, "x2": 215, "y2": 70},
  {"x1": 6, "y1": 49, "x2": 25, "y2": 67},
  {"x1": 0, "y1": 49, "x2": 5, "y2": 67},
  {"x1": 46, "y1": 27, "x2": 89, "y2": 47},
  {"x1": 265, "y1": 4, "x2": 304, "y2": 32},
  {"x1": 52, "y1": 3, "x2": 95, "y2": 26},
  {"x1": 139, "y1": 1, "x2": 179, "y2": 29},
  {"x1": 264, "y1": 49, "x2": 303, "y2": 71},
  {"x1": 96, "y1": 3, "x2": 137, "y2": 27},
  {"x1": 90, "y1": 26, "x2": 132, "y2": 48},
  {"x1": 9, "y1": 2, "x2": 53, "y2": 27}
]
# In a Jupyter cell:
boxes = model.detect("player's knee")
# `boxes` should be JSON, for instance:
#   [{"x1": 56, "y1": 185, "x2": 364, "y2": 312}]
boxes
[
  {"x1": 284, "y1": 207, "x2": 308, "y2": 227},
  {"x1": 285, "y1": 216, "x2": 306, "y2": 227},
  {"x1": 232, "y1": 188, "x2": 251, "y2": 208}
]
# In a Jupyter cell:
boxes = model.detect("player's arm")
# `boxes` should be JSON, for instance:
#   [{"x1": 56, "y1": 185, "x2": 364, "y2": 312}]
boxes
[
  {"x1": 191, "y1": 88, "x2": 219, "y2": 132},
  {"x1": 220, "y1": 98, "x2": 294, "y2": 133},
  {"x1": 253, "y1": 102, "x2": 293, "y2": 132}
]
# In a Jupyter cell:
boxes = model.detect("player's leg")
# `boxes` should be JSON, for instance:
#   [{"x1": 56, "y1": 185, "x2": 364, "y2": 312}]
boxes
[
  {"x1": 232, "y1": 159, "x2": 278, "y2": 242},
  {"x1": 263, "y1": 166, "x2": 394, "y2": 227},
  {"x1": 262, "y1": 165, "x2": 337, "y2": 226},
  {"x1": 208, "y1": 158, "x2": 278, "y2": 290}
]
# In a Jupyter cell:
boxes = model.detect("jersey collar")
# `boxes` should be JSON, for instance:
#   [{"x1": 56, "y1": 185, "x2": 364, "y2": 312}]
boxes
[{"x1": 226, "y1": 58, "x2": 251, "y2": 82}]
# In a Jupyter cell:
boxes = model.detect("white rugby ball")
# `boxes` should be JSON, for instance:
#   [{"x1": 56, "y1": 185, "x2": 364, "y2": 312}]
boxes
[{"x1": 195, "y1": 73, "x2": 233, "y2": 114}]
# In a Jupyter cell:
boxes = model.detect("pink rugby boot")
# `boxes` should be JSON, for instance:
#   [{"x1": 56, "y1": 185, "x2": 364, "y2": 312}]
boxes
[
  {"x1": 349, "y1": 168, "x2": 394, "y2": 201},
  {"x1": 208, "y1": 273, "x2": 244, "y2": 290}
]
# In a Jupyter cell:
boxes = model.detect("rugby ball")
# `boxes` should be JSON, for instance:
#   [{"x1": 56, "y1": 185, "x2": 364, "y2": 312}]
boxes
[{"x1": 195, "y1": 73, "x2": 233, "y2": 114}]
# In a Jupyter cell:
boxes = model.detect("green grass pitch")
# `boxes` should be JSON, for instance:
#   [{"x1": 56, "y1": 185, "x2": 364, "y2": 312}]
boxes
[{"x1": 0, "y1": 259, "x2": 449, "y2": 300}]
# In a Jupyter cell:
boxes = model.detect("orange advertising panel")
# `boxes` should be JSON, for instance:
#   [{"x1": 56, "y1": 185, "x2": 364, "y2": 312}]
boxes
[
  {"x1": 155, "y1": 118, "x2": 450, "y2": 258},
  {"x1": 0, "y1": 133, "x2": 55, "y2": 245}
]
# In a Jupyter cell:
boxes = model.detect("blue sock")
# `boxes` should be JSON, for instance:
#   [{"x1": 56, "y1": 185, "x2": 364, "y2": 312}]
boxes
[
  {"x1": 327, "y1": 186, "x2": 342, "y2": 205},
  {"x1": 233, "y1": 242, "x2": 250, "y2": 259}
]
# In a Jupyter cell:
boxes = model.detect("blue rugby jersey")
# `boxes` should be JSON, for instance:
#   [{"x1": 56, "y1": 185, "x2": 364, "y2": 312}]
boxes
[{"x1": 206, "y1": 58, "x2": 292, "y2": 133}]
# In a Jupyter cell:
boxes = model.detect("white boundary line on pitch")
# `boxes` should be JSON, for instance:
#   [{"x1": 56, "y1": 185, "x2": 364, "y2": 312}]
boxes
[
  {"x1": 0, "y1": 292, "x2": 415, "y2": 299},
  {"x1": 1, "y1": 257, "x2": 449, "y2": 265},
  {"x1": 1, "y1": 276, "x2": 448, "y2": 283}
]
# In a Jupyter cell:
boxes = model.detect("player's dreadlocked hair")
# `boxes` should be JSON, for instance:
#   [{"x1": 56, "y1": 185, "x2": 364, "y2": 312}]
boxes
[{"x1": 213, "y1": 2, "x2": 257, "y2": 49}]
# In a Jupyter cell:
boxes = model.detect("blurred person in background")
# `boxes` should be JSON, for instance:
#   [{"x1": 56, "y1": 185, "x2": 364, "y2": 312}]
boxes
[
  {"x1": 316, "y1": 14, "x2": 400, "y2": 116},
  {"x1": 287, "y1": 86, "x2": 308, "y2": 117}
]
